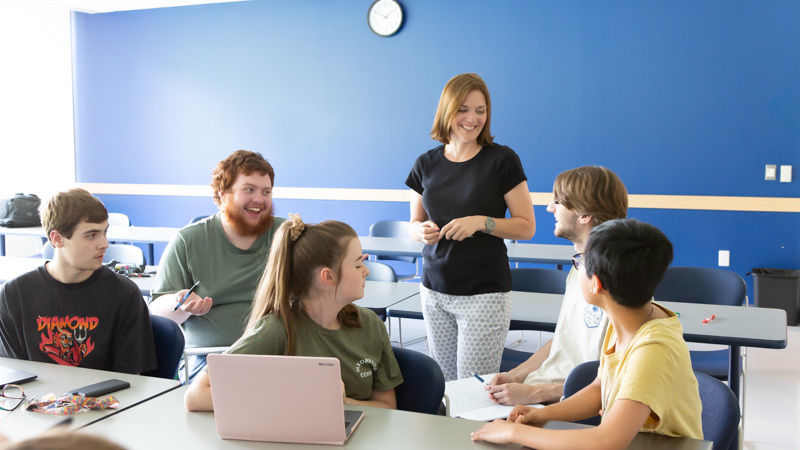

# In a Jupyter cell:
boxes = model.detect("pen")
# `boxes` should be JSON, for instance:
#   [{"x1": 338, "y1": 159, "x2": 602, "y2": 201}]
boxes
[
  {"x1": 473, "y1": 373, "x2": 485, "y2": 383},
  {"x1": 173, "y1": 280, "x2": 200, "y2": 312}
]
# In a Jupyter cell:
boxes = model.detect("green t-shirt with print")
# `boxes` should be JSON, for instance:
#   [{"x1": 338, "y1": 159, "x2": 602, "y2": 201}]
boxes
[
  {"x1": 226, "y1": 306, "x2": 403, "y2": 400},
  {"x1": 152, "y1": 213, "x2": 286, "y2": 347}
]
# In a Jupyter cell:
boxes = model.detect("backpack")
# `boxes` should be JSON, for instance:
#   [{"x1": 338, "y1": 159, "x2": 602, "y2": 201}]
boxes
[{"x1": 0, "y1": 193, "x2": 42, "y2": 227}]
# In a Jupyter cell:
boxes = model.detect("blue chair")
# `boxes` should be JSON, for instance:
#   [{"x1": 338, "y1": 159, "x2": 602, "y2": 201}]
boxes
[
  {"x1": 510, "y1": 268, "x2": 569, "y2": 295},
  {"x1": 365, "y1": 260, "x2": 398, "y2": 282},
  {"x1": 500, "y1": 268, "x2": 570, "y2": 372},
  {"x1": 392, "y1": 346, "x2": 445, "y2": 415},
  {"x1": 564, "y1": 361, "x2": 739, "y2": 449},
  {"x1": 369, "y1": 220, "x2": 418, "y2": 280},
  {"x1": 563, "y1": 360, "x2": 601, "y2": 426},
  {"x1": 654, "y1": 267, "x2": 746, "y2": 379},
  {"x1": 696, "y1": 372, "x2": 739, "y2": 450},
  {"x1": 144, "y1": 315, "x2": 185, "y2": 379},
  {"x1": 190, "y1": 214, "x2": 212, "y2": 224}
]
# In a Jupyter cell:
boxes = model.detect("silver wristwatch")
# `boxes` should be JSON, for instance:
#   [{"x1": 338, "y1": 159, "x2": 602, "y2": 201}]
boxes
[{"x1": 484, "y1": 216, "x2": 496, "y2": 233}]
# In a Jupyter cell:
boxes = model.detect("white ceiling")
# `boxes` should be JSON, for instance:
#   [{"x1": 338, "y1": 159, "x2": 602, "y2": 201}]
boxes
[{"x1": 34, "y1": 0, "x2": 250, "y2": 14}]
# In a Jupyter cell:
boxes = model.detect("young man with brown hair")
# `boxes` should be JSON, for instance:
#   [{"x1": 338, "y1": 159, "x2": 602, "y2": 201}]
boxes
[
  {"x1": 0, "y1": 189, "x2": 156, "y2": 373},
  {"x1": 150, "y1": 150, "x2": 286, "y2": 380},
  {"x1": 485, "y1": 166, "x2": 628, "y2": 405}
]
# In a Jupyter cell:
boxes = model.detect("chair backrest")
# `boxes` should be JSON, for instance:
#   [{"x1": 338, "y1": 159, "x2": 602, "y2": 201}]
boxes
[
  {"x1": 364, "y1": 260, "x2": 398, "y2": 282},
  {"x1": 40, "y1": 241, "x2": 54, "y2": 259},
  {"x1": 563, "y1": 360, "x2": 601, "y2": 426},
  {"x1": 654, "y1": 267, "x2": 746, "y2": 306},
  {"x1": 190, "y1": 214, "x2": 212, "y2": 224},
  {"x1": 144, "y1": 315, "x2": 185, "y2": 379},
  {"x1": 369, "y1": 220, "x2": 417, "y2": 264},
  {"x1": 107, "y1": 212, "x2": 131, "y2": 227},
  {"x1": 104, "y1": 244, "x2": 146, "y2": 266},
  {"x1": 392, "y1": 346, "x2": 445, "y2": 415},
  {"x1": 510, "y1": 268, "x2": 569, "y2": 294},
  {"x1": 695, "y1": 371, "x2": 739, "y2": 450}
]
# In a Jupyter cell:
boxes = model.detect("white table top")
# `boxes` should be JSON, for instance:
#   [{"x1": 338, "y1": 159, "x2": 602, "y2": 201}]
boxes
[
  {"x1": 387, "y1": 292, "x2": 788, "y2": 349},
  {"x1": 0, "y1": 256, "x2": 155, "y2": 295},
  {"x1": 352, "y1": 281, "x2": 419, "y2": 314},
  {"x1": 0, "y1": 357, "x2": 179, "y2": 441},
  {"x1": 358, "y1": 236, "x2": 574, "y2": 265},
  {"x1": 0, "y1": 226, "x2": 180, "y2": 244},
  {"x1": 83, "y1": 385, "x2": 710, "y2": 450}
]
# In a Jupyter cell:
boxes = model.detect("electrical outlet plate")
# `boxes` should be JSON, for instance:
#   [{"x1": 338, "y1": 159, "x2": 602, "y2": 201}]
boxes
[{"x1": 765, "y1": 164, "x2": 777, "y2": 181}]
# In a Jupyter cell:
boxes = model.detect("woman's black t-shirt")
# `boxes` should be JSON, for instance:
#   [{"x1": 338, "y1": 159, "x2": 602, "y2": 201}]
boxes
[{"x1": 405, "y1": 143, "x2": 527, "y2": 295}]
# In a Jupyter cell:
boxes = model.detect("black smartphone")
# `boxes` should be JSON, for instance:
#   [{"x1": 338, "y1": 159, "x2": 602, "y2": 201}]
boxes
[{"x1": 67, "y1": 379, "x2": 130, "y2": 397}]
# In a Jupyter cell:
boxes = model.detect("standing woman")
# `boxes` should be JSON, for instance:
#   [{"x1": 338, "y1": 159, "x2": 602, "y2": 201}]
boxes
[{"x1": 406, "y1": 73, "x2": 535, "y2": 381}]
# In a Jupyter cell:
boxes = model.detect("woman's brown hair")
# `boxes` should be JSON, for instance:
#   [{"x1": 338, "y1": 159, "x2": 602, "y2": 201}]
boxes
[
  {"x1": 246, "y1": 215, "x2": 361, "y2": 355},
  {"x1": 430, "y1": 73, "x2": 493, "y2": 147}
]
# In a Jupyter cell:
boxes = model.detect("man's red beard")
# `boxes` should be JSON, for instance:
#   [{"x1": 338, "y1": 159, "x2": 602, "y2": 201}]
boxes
[{"x1": 221, "y1": 199, "x2": 275, "y2": 237}]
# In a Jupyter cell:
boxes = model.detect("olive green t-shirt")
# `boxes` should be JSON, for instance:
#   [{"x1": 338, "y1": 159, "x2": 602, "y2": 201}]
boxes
[
  {"x1": 151, "y1": 213, "x2": 286, "y2": 347},
  {"x1": 226, "y1": 306, "x2": 403, "y2": 400}
]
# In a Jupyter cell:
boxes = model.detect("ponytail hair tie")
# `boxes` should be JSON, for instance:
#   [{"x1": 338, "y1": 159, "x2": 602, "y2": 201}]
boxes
[{"x1": 287, "y1": 213, "x2": 305, "y2": 242}]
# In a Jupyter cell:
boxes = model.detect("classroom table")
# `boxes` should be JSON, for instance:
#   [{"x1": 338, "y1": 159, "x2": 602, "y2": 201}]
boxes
[
  {"x1": 0, "y1": 357, "x2": 179, "y2": 441},
  {"x1": 83, "y1": 385, "x2": 711, "y2": 449},
  {"x1": 0, "y1": 226, "x2": 180, "y2": 265},
  {"x1": 358, "y1": 236, "x2": 575, "y2": 267},
  {"x1": 386, "y1": 292, "x2": 788, "y2": 401},
  {"x1": 353, "y1": 280, "x2": 420, "y2": 319},
  {"x1": 0, "y1": 256, "x2": 156, "y2": 296}
]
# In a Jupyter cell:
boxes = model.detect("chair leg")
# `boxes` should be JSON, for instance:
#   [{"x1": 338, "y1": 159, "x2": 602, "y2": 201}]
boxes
[{"x1": 398, "y1": 318, "x2": 403, "y2": 347}]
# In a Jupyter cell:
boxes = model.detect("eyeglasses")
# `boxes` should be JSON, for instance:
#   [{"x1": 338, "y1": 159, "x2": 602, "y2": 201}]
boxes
[
  {"x1": 571, "y1": 253, "x2": 584, "y2": 271},
  {"x1": 0, "y1": 384, "x2": 26, "y2": 411}
]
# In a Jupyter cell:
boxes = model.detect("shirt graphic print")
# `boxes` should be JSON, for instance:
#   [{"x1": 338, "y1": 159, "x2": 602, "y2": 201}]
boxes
[{"x1": 37, "y1": 315, "x2": 99, "y2": 366}]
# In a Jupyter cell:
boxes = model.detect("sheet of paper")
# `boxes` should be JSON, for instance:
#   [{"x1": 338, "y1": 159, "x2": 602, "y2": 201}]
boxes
[{"x1": 444, "y1": 373, "x2": 544, "y2": 421}]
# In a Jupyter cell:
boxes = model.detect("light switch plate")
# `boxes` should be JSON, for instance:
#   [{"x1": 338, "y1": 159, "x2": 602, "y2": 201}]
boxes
[
  {"x1": 718, "y1": 250, "x2": 730, "y2": 267},
  {"x1": 765, "y1": 164, "x2": 777, "y2": 181},
  {"x1": 780, "y1": 165, "x2": 792, "y2": 183}
]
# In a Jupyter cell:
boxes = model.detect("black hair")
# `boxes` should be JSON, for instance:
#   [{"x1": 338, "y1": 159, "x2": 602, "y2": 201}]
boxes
[{"x1": 583, "y1": 219, "x2": 673, "y2": 308}]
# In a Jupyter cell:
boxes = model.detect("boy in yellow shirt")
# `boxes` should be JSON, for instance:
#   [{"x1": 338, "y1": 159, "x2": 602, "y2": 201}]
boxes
[{"x1": 472, "y1": 219, "x2": 703, "y2": 449}]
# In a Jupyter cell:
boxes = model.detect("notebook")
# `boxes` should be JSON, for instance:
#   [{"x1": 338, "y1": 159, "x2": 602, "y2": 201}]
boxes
[
  {"x1": 206, "y1": 353, "x2": 364, "y2": 445},
  {"x1": 0, "y1": 365, "x2": 37, "y2": 387},
  {"x1": 444, "y1": 373, "x2": 543, "y2": 421}
]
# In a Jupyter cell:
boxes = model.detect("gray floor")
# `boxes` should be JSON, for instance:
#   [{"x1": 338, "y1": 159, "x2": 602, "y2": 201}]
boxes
[{"x1": 389, "y1": 317, "x2": 800, "y2": 450}]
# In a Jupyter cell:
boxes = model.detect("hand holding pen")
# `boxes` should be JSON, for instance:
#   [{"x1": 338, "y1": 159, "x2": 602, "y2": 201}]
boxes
[{"x1": 172, "y1": 281, "x2": 213, "y2": 315}]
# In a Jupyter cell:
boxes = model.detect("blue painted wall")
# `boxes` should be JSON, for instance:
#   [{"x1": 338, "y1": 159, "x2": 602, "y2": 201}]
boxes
[{"x1": 73, "y1": 1, "x2": 800, "y2": 297}]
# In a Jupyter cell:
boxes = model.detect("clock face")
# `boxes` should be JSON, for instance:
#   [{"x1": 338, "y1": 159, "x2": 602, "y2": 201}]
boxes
[{"x1": 368, "y1": 0, "x2": 403, "y2": 37}]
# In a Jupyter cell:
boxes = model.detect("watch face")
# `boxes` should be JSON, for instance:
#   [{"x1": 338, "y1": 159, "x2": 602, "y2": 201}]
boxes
[{"x1": 368, "y1": 0, "x2": 403, "y2": 37}]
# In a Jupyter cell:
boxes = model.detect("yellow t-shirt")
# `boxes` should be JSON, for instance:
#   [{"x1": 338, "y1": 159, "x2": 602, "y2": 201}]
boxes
[{"x1": 599, "y1": 302, "x2": 703, "y2": 439}]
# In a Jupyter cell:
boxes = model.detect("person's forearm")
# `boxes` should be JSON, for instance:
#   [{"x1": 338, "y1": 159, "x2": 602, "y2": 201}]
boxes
[
  {"x1": 538, "y1": 382, "x2": 602, "y2": 423},
  {"x1": 488, "y1": 216, "x2": 535, "y2": 241},
  {"x1": 344, "y1": 397, "x2": 396, "y2": 409},
  {"x1": 149, "y1": 294, "x2": 191, "y2": 325},
  {"x1": 184, "y1": 384, "x2": 213, "y2": 411},
  {"x1": 508, "y1": 339, "x2": 552, "y2": 382},
  {"x1": 511, "y1": 425, "x2": 628, "y2": 450}
]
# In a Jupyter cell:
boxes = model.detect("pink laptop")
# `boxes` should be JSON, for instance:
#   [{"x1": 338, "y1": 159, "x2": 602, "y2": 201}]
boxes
[{"x1": 206, "y1": 353, "x2": 365, "y2": 445}]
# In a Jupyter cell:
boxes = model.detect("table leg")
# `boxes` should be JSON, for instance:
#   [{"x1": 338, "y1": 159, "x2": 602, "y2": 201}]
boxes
[
  {"x1": 729, "y1": 345, "x2": 741, "y2": 400},
  {"x1": 148, "y1": 244, "x2": 155, "y2": 266},
  {"x1": 729, "y1": 344, "x2": 742, "y2": 450}
]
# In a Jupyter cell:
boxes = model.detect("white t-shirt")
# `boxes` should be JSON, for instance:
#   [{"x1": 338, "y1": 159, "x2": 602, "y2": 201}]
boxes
[{"x1": 523, "y1": 268, "x2": 609, "y2": 385}]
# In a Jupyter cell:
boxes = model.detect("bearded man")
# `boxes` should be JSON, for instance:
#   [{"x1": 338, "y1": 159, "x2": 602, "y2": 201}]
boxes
[{"x1": 150, "y1": 150, "x2": 285, "y2": 381}]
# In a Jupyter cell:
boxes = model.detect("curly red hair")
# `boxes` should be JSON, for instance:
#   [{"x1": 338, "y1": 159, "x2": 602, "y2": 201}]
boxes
[{"x1": 211, "y1": 150, "x2": 275, "y2": 206}]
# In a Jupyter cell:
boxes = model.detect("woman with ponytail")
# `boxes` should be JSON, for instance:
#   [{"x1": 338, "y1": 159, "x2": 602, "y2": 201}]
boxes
[{"x1": 184, "y1": 214, "x2": 403, "y2": 411}]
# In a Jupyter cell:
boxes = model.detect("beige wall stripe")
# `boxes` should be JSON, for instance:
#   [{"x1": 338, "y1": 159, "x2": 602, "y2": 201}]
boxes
[{"x1": 77, "y1": 183, "x2": 800, "y2": 213}]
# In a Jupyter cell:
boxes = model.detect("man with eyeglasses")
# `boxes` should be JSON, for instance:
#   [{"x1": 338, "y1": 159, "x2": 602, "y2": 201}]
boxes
[
  {"x1": 486, "y1": 166, "x2": 628, "y2": 406},
  {"x1": 149, "y1": 150, "x2": 286, "y2": 382}
]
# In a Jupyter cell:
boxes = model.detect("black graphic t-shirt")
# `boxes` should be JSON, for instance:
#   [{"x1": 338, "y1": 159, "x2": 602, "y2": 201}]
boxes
[{"x1": 0, "y1": 265, "x2": 156, "y2": 374}]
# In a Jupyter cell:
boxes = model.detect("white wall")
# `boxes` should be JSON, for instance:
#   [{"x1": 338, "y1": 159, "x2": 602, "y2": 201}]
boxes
[{"x1": 0, "y1": 1, "x2": 74, "y2": 255}]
